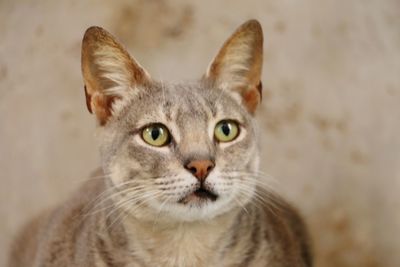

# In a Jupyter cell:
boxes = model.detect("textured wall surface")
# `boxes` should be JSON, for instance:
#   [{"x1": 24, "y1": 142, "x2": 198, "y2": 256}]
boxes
[{"x1": 1, "y1": 0, "x2": 399, "y2": 266}]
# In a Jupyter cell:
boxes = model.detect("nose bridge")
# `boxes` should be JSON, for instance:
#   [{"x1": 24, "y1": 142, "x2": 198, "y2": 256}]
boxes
[
  {"x1": 177, "y1": 121, "x2": 214, "y2": 158},
  {"x1": 180, "y1": 131, "x2": 216, "y2": 181}
]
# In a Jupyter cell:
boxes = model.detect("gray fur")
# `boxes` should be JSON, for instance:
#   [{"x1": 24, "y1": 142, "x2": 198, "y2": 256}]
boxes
[
  {"x1": 8, "y1": 20, "x2": 312, "y2": 267},
  {"x1": 98, "y1": 80, "x2": 258, "y2": 222}
]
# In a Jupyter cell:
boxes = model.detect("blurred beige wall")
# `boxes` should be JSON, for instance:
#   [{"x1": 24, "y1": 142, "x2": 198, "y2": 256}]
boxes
[{"x1": 1, "y1": 0, "x2": 399, "y2": 266}]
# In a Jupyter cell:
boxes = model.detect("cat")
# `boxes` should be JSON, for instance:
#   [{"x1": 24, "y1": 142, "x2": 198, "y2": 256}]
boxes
[{"x1": 8, "y1": 20, "x2": 312, "y2": 267}]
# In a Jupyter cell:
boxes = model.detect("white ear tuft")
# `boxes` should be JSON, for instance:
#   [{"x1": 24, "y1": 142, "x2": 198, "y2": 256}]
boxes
[
  {"x1": 81, "y1": 26, "x2": 150, "y2": 125},
  {"x1": 205, "y1": 20, "x2": 263, "y2": 114}
]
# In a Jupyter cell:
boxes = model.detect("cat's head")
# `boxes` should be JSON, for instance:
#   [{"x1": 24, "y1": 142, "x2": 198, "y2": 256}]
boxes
[{"x1": 81, "y1": 20, "x2": 263, "y2": 221}]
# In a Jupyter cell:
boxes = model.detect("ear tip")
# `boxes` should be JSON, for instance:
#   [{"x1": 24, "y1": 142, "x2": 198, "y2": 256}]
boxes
[
  {"x1": 242, "y1": 19, "x2": 262, "y2": 31},
  {"x1": 82, "y1": 26, "x2": 112, "y2": 44},
  {"x1": 84, "y1": 26, "x2": 102, "y2": 36},
  {"x1": 237, "y1": 19, "x2": 263, "y2": 42},
  {"x1": 244, "y1": 19, "x2": 262, "y2": 28}
]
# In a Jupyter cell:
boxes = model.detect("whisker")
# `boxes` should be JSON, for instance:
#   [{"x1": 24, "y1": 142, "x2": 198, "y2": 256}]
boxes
[
  {"x1": 234, "y1": 184, "x2": 281, "y2": 216},
  {"x1": 223, "y1": 170, "x2": 279, "y2": 183},
  {"x1": 86, "y1": 186, "x2": 152, "y2": 216},
  {"x1": 152, "y1": 195, "x2": 172, "y2": 229},
  {"x1": 220, "y1": 175, "x2": 278, "y2": 193},
  {"x1": 223, "y1": 173, "x2": 285, "y2": 214},
  {"x1": 68, "y1": 172, "x2": 114, "y2": 186},
  {"x1": 233, "y1": 196, "x2": 250, "y2": 215},
  {"x1": 81, "y1": 174, "x2": 170, "y2": 218},
  {"x1": 241, "y1": 183, "x2": 284, "y2": 212},
  {"x1": 84, "y1": 182, "x2": 146, "y2": 211},
  {"x1": 104, "y1": 190, "x2": 163, "y2": 230}
]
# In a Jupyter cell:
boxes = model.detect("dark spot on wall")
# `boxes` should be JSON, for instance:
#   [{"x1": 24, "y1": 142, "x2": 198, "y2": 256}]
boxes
[
  {"x1": 311, "y1": 24, "x2": 322, "y2": 38},
  {"x1": 386, "y1": 85, "x2": 396, "y2": 96},
  {"x1": 311, "y1": 114, "x2": 348, "y2": 134},
  {"x1": 312, "y1": 115, "x2": 330, "y2": 132},
  {"x1": 335, "y1": 119, "x2": 348, "y2": 134},
  {"x1": 111, "y1": 0, "x2": 194, "y2": 51},
  {"x1": 264, "y1": 115, "x2": 281, "y2": 134},
  {"x1": 302, "y1": 183, "x2": 313, "y2": 194},
  {"x1": 285, "y1": 103, "x2": 302, "y2": 123},
  {"x1": 385, "y1": 12, "x2": 398, "y2": 26},
  {"x1": 163, "y1": 6, "x2": 194, "y2": 38},
  {"x1": 320, "y1": 137, "x2": 333, "y2": 151},
  {"x1": 274, "y1": 20, "x2": 286, "y2": 33},
  {"x1": 285, "y1": 148, "x2": 298, "y2": 160},
  {"x1": 35, "y1": 25, "x2": 44, "y2": 37},
  {"x1": 336, "y1": 21, "x2": 349, "y2": 35},
  {"x1": 60, "y1": 109, "x2": 73, "y2": 121},
  {"x1": 262, "y1": 87, "x2": 272, "y2": 101},
  {"x1": 309, "y1": 205, "x2": 382, "y2": 267},
  {"x1": 264, "y1": 102, "x2": 302, "y2": 135},
  {"x1": 0, "y1": 64, "x2": 7, "y2": 81},
  {"x1": 350, "y1": 150, "x2": 369, "y2": 165},
  {"x1": 66, "y1": 41, "x2": 81, "y2": 56},
  {"x1": 68, "y1": 127, "x2": 80, "y2": 138}
]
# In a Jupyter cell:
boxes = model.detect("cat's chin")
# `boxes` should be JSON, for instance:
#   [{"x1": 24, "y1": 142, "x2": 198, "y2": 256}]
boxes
[
  {"x1": 178, "y1": 188, "x2": 219, "y2": 205},
  {"x1": 125, "y1": 192, "x2": 241, "y2": 223},
  {"x1": 155, "y1": 196, "x2": 238, "y2": 222}
]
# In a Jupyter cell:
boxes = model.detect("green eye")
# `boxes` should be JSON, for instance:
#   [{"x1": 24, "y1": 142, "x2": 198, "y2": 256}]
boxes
[
  {"x1": 214, "y1": 120, "x2": 239, "y2": 142},
  {"x1": 142, "y1": 124, "x2": 170, "y2": 147}
]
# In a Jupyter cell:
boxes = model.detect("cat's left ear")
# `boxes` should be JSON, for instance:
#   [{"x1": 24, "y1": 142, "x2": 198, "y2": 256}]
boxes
[
  {"x1": 204, "y1": 20, "x2": 263, "y2": 114},
  {"x1": 81, "y1": 26, "x2": 151, "y2": 125}
]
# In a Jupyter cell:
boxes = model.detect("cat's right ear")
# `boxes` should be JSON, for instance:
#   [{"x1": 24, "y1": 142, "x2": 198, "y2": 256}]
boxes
[
  {"x1": 204, "y1": 20, "x2": 263, "y2": 114},
  {"x1": 81, "y1": 26, "x2": 150, "y2": 125}
]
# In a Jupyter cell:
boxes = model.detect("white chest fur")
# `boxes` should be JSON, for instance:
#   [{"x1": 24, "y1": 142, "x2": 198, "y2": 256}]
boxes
[{"x1": 123, "y1": 215, "x2": 237, "y2": 267}]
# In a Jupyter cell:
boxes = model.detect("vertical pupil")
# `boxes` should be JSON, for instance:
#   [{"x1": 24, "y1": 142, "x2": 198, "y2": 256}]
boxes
[
  {"x1": 151, "y1": 128, "x2": 160, "y2": 140},
  {"x1": 221, "y1": 123, "x2": 231, "y2": 136}
]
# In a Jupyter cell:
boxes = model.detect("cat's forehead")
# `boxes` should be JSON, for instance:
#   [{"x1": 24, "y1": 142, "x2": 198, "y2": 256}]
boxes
[
  {"x1": 137, "y1": 82, "x2": 245, "y2": 119},
  {"x1": 114, "y1": 81, "x2": 249, "y2": 133},
  {"x1": 163, "y1": 83, "x2": 215, "y2": 116}
]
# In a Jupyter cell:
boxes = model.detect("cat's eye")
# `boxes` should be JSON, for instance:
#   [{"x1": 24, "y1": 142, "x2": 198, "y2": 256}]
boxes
[
  {"x1": 141, "y1": 124, "x2": 170, "y2": 147},
  {"x1": 214, "y1": 120, "x2": 239, "y2": 142}
]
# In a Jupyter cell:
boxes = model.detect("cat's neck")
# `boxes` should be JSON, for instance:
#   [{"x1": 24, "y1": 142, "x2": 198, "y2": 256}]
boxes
[{"x1": 120, "y1": 208, "x2": 242, "y2": 266}]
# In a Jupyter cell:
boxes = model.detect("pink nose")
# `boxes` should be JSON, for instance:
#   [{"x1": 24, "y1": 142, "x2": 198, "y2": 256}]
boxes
[{"x1": 185, "y1": 160, "x2": 215, "y2": 181}]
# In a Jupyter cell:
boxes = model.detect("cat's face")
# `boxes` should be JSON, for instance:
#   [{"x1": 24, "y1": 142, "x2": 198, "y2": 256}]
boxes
[
  {"x1": 81, "y1": 20, "x2": 263, "y2": 221},
  {"x1": 99, "y1": 81, "x2": 259, "y2": 220}
]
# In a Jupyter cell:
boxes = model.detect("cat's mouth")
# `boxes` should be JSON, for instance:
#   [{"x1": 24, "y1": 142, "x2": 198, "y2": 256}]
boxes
[{"x1": 179, "y1": 187, "x2": 218, "y2": 204}]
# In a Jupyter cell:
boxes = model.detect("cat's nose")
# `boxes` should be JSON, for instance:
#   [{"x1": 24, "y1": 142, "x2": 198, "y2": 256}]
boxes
[{"x1": 185, "y1": 159, "x2": 215, "y2": 181}]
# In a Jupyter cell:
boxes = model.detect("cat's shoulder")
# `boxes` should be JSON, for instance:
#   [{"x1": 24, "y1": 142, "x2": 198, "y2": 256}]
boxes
[{"x1": 261, "y1": 197, "x2": 313, "y2": 267}]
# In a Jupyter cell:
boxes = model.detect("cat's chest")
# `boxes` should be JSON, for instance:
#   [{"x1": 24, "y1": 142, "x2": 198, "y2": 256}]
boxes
[
  {"x1": 124, "y1": 222, "x2": 227, "y2": 267},
  {"x1": 126, "y1": 234, "x2": 267, "y2": 267},
  {"x1": 152, "y1": 234, "x2": 214, "y2": 266}
]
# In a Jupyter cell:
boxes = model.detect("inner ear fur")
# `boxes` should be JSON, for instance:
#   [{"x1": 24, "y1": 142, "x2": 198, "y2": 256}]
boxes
[
  {"x1": 205, "y1": 19, "x2": 264, "y2": 114},
  {"x1": 81, "y1": 26, "x2": 150, "y2": 125}
]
